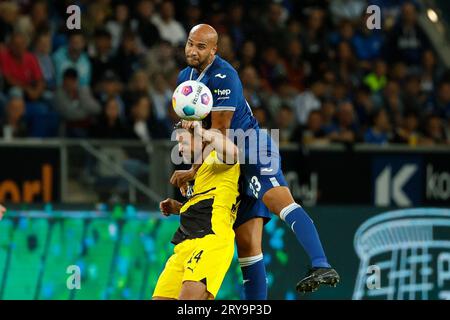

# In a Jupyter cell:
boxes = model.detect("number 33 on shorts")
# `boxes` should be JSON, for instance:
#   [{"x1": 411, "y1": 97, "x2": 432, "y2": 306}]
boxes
[{"x1": 249, "y1": 176, "x2": 261, "y2": 198}]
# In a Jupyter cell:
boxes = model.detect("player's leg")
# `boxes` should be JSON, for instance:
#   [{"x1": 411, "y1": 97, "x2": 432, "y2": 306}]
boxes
[
  {"x1": 181, "y1": 234, "x2": 235, "y2": 300},
  {"x1": 152, "y1": 247, "x2": 185, "y2": 300},
  {"x1": 262, "y1": 186, "x2": 330, "y2": 268},
  {"x1": 261, "y1": 184, "x2": 340, "y2": 292},
  {"x1": 235, "y1": 217, "x2": 267, "y2": 300},
  {"x1": 179, "y1": 281, "x2": 212, "y2": 300}
]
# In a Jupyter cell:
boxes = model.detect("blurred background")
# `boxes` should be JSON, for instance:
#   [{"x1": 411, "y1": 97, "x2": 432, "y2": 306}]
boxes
[{"x1": 0, "y1": 0, "x2": 449, "y2": 300}]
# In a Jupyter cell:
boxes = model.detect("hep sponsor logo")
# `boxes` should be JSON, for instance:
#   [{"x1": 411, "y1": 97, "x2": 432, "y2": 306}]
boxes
[
  {"x1": 214, "y1": 89, "x2": 231, "y2": 96},
  {"x1": 181, "y1": 85, "x2": 193, "y2": 96}
]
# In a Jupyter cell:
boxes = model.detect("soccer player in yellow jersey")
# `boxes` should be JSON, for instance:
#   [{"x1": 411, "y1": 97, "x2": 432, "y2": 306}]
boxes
[{"x1": 153, "y1": 121, "x2": 240, "y2": 300}]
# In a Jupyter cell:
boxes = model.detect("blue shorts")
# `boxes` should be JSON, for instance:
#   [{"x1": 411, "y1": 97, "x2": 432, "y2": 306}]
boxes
[
  {"x1": 234, "y1": 195, "x2": 271, "y2": 229},
  {"x1": 233, "y1": 129, "x2": 288, "y2": 228},
  {"x1": 239, "y1": 129, "x2": 288, "y2": 200}
]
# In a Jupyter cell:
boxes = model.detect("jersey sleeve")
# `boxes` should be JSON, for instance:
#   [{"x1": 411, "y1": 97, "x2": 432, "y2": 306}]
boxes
[
  {"x1": 176, "y1": 68, "x2": 190, "y2": 86},
  {"x1": 211, "y1": 71, "x2": 241, "y2": 112}
]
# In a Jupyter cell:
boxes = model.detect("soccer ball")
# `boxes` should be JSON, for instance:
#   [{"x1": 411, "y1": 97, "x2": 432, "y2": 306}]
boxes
[{"x1": 172, "y1": 80, "x2": 213, "y2": 120}]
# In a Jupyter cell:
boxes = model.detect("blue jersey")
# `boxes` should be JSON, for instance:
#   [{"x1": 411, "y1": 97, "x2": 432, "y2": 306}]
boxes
[
  {"x1": 177, "y1": 55, "x2": 287, "y2": 228},
  {"x1": 177, "y1": 55, "x2": 259, "y2": 131}
]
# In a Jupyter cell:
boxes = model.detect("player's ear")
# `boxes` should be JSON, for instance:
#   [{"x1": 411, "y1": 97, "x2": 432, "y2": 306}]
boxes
[{"x1": 212, "y1": 45, "x2": 217, "y2": 55}]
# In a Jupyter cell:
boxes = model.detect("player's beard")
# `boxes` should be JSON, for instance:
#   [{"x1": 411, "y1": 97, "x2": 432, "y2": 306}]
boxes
[{"x1": 186, "y1": 55, "x2": 207, "y2": 71}]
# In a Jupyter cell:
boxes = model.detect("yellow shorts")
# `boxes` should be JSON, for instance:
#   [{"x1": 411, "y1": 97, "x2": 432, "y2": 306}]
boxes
[{"x1": 152, "y1": 234, "x2": 234, "y2": 299}]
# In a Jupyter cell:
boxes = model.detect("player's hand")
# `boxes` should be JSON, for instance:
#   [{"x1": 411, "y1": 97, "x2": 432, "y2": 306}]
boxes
[
  {"x1": 180, "y1": 183, "x2": 188, "y2": 197},
  {"x1": 181, "y1": 120, "x2": 196, "y2": 130},
  {"x1": 159, "y1": 198, "x2": 181, "y2": 216},
  {"x1": 0, "y1": 205, "x2": 6, "y2": 220},
  {"x1": 170, "y1": 169, "x2": 196, "y2": 188}
]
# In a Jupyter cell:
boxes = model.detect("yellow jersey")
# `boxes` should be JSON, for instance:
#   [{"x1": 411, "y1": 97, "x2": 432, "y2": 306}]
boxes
[{"x1": 171, "y1": 151, "x2": 240, "y2": 245}]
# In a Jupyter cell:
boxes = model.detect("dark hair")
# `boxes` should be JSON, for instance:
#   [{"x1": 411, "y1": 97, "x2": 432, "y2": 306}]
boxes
[
  {"x1": 94, "y1": 28, "x2": 112, "y2": 40},
  {"x1": 67, "y1": 29, "x2": 84, "y2": 39},
  {"x1": 63, "y1": 68, "x2": 78, "y2": 79}
]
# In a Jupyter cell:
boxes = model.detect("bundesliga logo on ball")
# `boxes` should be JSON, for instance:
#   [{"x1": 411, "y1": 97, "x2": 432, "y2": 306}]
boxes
[{"x1": 172, "y1": 80, "x2": 213, "y2": 120}]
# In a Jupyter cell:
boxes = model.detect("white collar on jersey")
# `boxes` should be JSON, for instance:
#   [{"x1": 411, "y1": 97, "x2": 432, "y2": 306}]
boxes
[{"x1": 190, "y1": 55, "x2": 217, "y2": 82}]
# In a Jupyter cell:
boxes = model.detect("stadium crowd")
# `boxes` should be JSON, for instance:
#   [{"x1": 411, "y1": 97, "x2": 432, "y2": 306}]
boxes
[{"x1": 0, "y1": 0, "x2": 449, "y2": 146}]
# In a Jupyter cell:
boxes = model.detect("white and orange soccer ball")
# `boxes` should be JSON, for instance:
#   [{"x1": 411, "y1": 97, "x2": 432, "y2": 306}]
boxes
[{"x1": 172, "y1": 80, "x2": 213, "y2": 120}]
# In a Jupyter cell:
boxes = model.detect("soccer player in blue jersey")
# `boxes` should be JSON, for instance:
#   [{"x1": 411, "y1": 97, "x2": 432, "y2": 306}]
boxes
[{"x1": 170, "y1": 24, "x2": 340, "y2": 298}]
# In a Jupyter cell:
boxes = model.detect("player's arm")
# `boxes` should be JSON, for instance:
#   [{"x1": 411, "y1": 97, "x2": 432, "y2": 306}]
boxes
[
  {"x1": 211, "y1": 111, "x2": 233, "y2": 136},
  {"x1": 192, "y1": 121, "x2": 238, "y2": 164},
  {"x1": 159, "y1": 198, "x2": 183, "y2": 216}
]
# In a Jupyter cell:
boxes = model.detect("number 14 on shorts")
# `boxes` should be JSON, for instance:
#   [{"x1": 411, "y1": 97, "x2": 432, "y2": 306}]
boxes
[{"x1": 187, "y1": 250, "x2": 204, "y2": 271}]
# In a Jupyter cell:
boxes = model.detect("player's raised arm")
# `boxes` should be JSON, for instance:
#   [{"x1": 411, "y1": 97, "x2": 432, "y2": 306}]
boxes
[
  {"x1": 192, "y1": 121, "x2": 238, "y2": 164},
  {"x1": 209, "y1": 70, "x2": 241, "y2": 134}
]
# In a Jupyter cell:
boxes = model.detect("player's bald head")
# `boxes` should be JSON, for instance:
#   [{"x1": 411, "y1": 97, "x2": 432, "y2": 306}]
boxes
[
  {"x1": 185, "y1": 24, "x2": 218, "y2": 71},
  {"x1": 188, "y1": 24, "x2": 218, "y2": 46}
]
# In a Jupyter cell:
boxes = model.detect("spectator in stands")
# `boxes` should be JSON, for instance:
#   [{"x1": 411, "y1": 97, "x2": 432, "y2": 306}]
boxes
[
  {"x1": 259, "y1": 2, "x2": 289, "y2": 50},
  {"x1": 392, "y1": 110, "x2": 421, "y2": 145},
  {"x1": 0, "y1": 31, "x2": 45, "y2": 101},
  {"x1": 364, "y1": 109, "x2": 391, "y2": 144},
  {"x1": 296, "y1": 110, "x2": 329, "y2": 145},
  {"x1": 106, "y1": 2, "x2": 132, "y2": 53},
  {"x1": 421, "y1": 114, "x2": 448, "y2": 145},
  {"x1": 82, "y1": 2, "x2": 109, "y2": 39},
  {"x1": 33, "y1": 31, "x2": 56, "y2": 92},
  {"x1": 301, "y1": 7, "x2": 328, "y2": 74},
  {"x1": 151, "y1": 1, "x2": 186, "y2": 46},
  {"x1": 333, "y1": 41, "x2": 360, "y2": 86},
  {"x1": 385, "y1": 2, "x2": 430, "y2": 68},
  {"x1": 239, "y1": 40, "x2": 257, "y2": 69},
  {"x1": 0, "y1": 92, "x2": 28, "y2": 139},
  {"x1": 16, "y1": 0, "x2": 50, "y2": 42},
  {"x1": 123, "y1": 70, "x2": 151, "y2": 112},
  {"x1": 113, "y1": 30, "x2": 142, "y2": 83},
  {"x1": 94, "y1": 70, "x2": 124, "y2": 115},
  {"x1": 226, "y1": 3, "x2": 251, "y2": 52},
  {"x1": 329, "y1": 0, "x2": 366, "y2": 24},
  {"x1": 143, "y1": 40, "x2": 177, "y2": 80},
  {"x1": 293, "y1": 79, "x2": 326, "y2": 125},
  {"x1": 53, "y1": 30, "x2": 91, "y2": 86},
  {"x1": 364, "y1": 60, "x2": 388, "y2": 93},
  {"x1": 354, "y1": 84, "x2": 376, "y2": 129},
  {"x1": 379, "y1": 80, "x2": 404, "y2": 128},
  {"x1": 150, "y1": 73, "x2": 172, "y2": 122},
  {"x1": 328, "y1": 19, "x2": 355, "y2": 48},
  {"x1": 283, "y1": 39, "x2": 307, "y2": 92},
  {"x1": 252, "y1": 107, "x2": 271, "y2": 129},
  {"x1": 133, "y1": 0, "x2": 161, "y2": 49},
  {"x1": 126, "y1": 94, "x2": 168, "y2": 140},
  {"x1": 420, "y1": 50, "x2": 442, "y2": 95},
  {"x1": 424, "y1": 80, "x2": 450, "y2": 120},
  {"x1": 53, "y1": 68, "x2": 101, "y2": 137},
  {"x1": 241, "y1": 65, "x2": 264, "y2": 109},
  {"x1": 275, "y1": 105, "x2": 297, "y2": 146},
  {"x1": 0, "y1": 2, "x2": 19, "y2": 44},
  {"x1": 183, "y1": 2, "x2": 202, "y2": 32},
  {"x1": 328, "y1": 101, "x2": 360, "y2": 144},
  {"x1": 321, "y1": 98, "x2": 338, "y2": 134},
  {"x1": 90, "y1": 28, "x2": 115, "y2": 87},
  {"x1": 352, "y1": 12, "x2": 384, "y2": 65},
  {"x1": 402, "y1": 75, "x2": 426, "y2": 114},
  {"x1": 217, "y1": 34, "x2": 239, "y2": 69},
  {"x1": 259, "y1": 47, "x2": 287, "y2": 91},
  {"x1": 90, "y1": 97, "x2": 128, "y2": 139}
]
